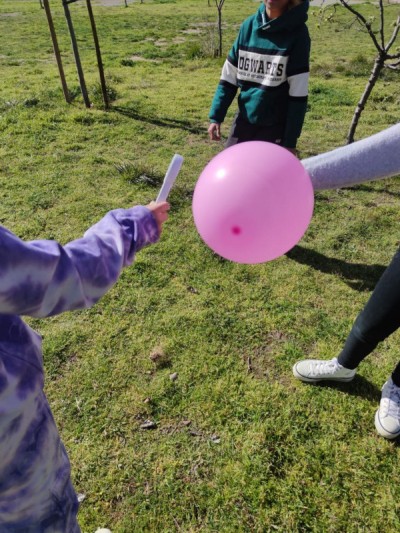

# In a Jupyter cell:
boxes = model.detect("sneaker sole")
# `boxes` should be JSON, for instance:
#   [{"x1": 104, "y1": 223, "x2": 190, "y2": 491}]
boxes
[
  {"x1": 374, "y1": 410, "x2": 400, "y2": 440},
  {"x1": 293, "y1": 364, "x2": 355, "y2": 383}
]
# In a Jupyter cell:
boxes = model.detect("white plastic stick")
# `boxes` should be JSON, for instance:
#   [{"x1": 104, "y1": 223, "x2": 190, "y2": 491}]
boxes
[{"x1": 156, "y1": 154, "x2": 184, "y2": 202}]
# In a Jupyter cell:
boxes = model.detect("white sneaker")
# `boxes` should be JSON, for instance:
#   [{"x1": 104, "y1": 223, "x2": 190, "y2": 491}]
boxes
[
  {"x1": 375, "y1": 378, "x2": 400, "y2": 440},
  {"x1": 293, "y1": 357, "x2": 356, "y2": 383}
]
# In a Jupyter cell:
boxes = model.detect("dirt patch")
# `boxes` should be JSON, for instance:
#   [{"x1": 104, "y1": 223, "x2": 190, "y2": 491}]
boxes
[
  {"x1": 129, "y1": 55, "x2": 159, "y2": 63},
  {"x1": 95, "y1": 0, "x2": 129, "y2": 6},
  {"x1": 182, "y1": 29, "x2": 202, "y2": 35},
  {"x1": 153, "y1": 37, "x2": 186, "y2": 46},
  {"x1": 0, "y1": 12, "x2": 21, "y2": 18},
  {"x1": 154, "y1": 39, "x2": 167, "y2": 47},
  {"x1": 243, "y1": 330, "x2": 294, "y2": 387}
]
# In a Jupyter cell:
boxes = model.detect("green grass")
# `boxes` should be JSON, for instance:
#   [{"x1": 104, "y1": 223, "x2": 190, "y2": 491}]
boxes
[{"x1": 1, "y1": 1, "x2": 400, "y2": 531}]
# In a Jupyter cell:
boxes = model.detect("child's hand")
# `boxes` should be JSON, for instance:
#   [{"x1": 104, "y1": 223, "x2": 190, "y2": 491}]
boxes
[
  {"x1": 208, "y1": 123, "x2": 221, "y2": 141},
  {"x1": 146, "y1": 201, "x2": 170, "y2": 234}
]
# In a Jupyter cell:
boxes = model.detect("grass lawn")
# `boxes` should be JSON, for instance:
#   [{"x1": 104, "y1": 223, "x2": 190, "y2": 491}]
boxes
[{"x1": 1, "y1": 0, "x2": 400, "y2": 531}]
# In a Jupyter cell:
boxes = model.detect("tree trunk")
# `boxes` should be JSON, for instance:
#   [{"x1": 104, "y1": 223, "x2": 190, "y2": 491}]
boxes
[
  {"x1": 218, "y1": 8, "x2": 222, "y2": 57},
  {"x1": 347, "y1": 54, "x2": 385, "y2": 143}
]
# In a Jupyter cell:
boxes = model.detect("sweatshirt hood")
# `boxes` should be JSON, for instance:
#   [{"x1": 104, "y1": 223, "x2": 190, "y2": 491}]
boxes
[{"x1": 257, "y1": 0, "x2": 309, "y2": 32}]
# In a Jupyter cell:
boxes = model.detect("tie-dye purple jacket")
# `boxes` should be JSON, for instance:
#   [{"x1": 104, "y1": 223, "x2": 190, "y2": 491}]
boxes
[{"x1": 0, "y1": 206, "x2": 159, "y2": 531}]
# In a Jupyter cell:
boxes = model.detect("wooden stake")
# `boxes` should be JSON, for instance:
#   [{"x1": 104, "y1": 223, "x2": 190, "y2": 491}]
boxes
[
  {"x1": 63, "y1": 0, "x2": 91, "y2": 108},
  {"x1": 43, "y1": 0, "x2": 71, "y2": 103},
  {"x1": 86, "y1": 0, "x2": 109, "y2": 109}
]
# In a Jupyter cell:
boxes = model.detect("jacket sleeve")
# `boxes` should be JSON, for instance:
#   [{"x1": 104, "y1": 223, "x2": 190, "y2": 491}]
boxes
[
  {"x1": 283, "y1": 26, "x2": 311, "y2": 148},
  {"x1": 303, "y1": 123, "x2": 400, "y2": 190},
  {"x1": 0, "y1": 206, "x2": 159, "y2": 318},
  {"x1": 208, "y1": 32, "x2": 240, "y2": 124}
]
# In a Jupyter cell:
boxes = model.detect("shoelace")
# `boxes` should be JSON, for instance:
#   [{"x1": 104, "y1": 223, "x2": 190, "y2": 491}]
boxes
[
  {"x1": 309, "y1": 360, "x2": 339, "y2": 377},
  {"x1": 381, "y1": 381, "x2": 400, "y2": 418}
]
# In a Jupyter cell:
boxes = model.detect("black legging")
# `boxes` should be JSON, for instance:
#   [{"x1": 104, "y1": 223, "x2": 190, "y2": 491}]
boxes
[
  {"x1": 338, "y1": 247, "x2": 400, "y2": 386},
  {"x1": 225, "y1": 112, "x2": 285, "y2": 149}
]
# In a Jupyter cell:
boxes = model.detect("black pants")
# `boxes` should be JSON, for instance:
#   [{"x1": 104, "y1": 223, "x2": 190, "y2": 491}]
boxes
[
  {"x1": 225, "y1": 112, "x2": 285, "y2": 148},
  {"x1": 338, "y1": 246, "x2": 400, "y2": 385}
]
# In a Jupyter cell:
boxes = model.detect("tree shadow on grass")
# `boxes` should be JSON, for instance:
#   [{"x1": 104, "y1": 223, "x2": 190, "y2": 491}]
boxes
[
  {"x1": 345, "y1": 183, "x2": 400, "y2": 198},
  {"x1": 286, "y1": 245, "x2": 386, "y2": 292},
  {"x1": 113, "y1": 105, "x2": 204, "y2": 135}
]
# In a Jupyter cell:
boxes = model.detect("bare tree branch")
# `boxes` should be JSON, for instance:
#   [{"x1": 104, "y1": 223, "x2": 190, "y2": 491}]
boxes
[
  {"x1": 385, "y1": 60, "x2": 400, "y2": 70},
  {"x1": 387, "y1": 50, "x2": 400, "y2": 60},
  {"x1": 378, "y1": 0, "x2": 385, "y2": 49},
  {"x1": 335, "y1": 1, "x2": 399, "y2": 142},
  {"x1": 339, "y1": 0, "x2": 382, "y2": 52},
  {"x1": 385, "y1": 15, "x2": 400, "y2": 52}
]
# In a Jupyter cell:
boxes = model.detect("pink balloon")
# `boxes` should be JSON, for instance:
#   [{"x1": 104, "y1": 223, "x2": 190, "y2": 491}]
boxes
[{"x1": 192, "y1": 141, "x2": 314, "y2": 264}]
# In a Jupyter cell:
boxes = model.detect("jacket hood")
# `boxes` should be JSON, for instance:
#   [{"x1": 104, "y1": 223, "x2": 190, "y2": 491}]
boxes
[{"x1": 256, "y1": 0, "x2": 309, "y2": 32}]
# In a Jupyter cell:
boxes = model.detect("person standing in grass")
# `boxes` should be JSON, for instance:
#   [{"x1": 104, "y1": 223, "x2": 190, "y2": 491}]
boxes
[
  {"x1": 208, "y1": 0, "x2": 311, "y2": 154},
  {"x1": 0, "y1": 200, "x2": 169, "y2": 531},
  {"x1": 293, "y1": 123, "x2": 400, "y2": 440}
]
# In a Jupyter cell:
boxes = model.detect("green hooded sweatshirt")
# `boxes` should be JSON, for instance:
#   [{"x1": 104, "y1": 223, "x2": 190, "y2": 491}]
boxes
[{"x1": 209, "y1": 1, "x2": 311, "y2": 148}]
